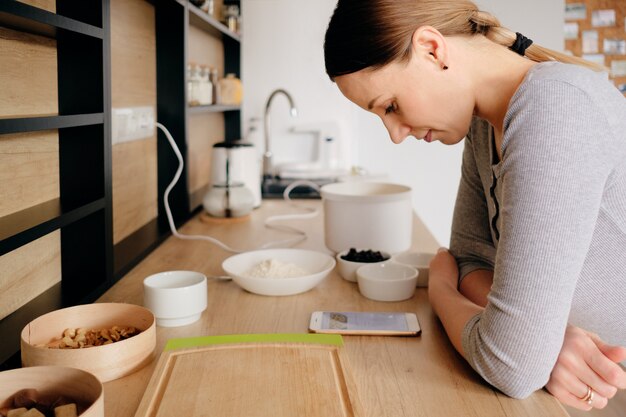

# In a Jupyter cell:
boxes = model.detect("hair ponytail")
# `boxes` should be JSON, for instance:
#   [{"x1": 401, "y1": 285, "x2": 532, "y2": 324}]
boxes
[
  {"x1": 324, "y1": 0, "x2": 605, "y2": 79},
  {"x1": 469, "y1": 10, "x2": 605, "y2": 72}
]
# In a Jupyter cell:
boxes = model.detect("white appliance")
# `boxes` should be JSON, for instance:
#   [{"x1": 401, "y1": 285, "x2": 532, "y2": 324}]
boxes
[
  {"x1": 210, "y1": 141, "x2": 261, "y2": 208},
  {"x1": 275, "y1": 121, "x2": 349, "y2": 179}
]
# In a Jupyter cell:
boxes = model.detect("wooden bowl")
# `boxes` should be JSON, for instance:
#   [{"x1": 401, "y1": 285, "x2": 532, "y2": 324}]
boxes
[
  {"x1": 0, "y1": 366, "x2": 104, "y2": 417},
  {"x1": 21, "y1": 303, "x2": 156, "y2": 382}
]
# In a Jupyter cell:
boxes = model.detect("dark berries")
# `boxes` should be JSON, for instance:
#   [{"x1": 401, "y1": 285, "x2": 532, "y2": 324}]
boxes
[{"x1": 341, "y1": 248, "x2": 389, "y2": 263}]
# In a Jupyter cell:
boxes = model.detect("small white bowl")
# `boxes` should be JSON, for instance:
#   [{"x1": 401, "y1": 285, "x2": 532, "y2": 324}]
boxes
[
  {"x1": 356, "y1": 263, "x2": 418, "y2": 302},
  {"x1": 222, "y1": 249, "x2": 335, "y2": 296},
  {"x1": 143, "y1": 271, "x2": 208, "y2": 327},
  {"x1": 335, "y1": 249, "x2": 391, "y2": 282},
  {"x1": 392, "y1": 252, "x2": 435, "y2": 287}
]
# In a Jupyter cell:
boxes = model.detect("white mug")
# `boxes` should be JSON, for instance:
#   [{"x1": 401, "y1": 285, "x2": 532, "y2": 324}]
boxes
[{"x1": 143, "y1": 271, "x2": 208, "y2": 327}]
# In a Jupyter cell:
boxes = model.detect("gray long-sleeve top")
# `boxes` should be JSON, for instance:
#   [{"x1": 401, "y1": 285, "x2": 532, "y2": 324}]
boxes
[{"x1": 450, "y1": 62, "x2": 626, "y2": 399}]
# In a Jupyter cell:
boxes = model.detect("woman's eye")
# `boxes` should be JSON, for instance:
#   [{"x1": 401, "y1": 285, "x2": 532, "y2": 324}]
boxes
[{"x1": 384, "y1": 103, "x2": 396, "y2": 115}]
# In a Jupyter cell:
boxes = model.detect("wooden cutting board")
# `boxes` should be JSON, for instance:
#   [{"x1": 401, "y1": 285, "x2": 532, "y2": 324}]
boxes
[{"x1": 133, "y1": 334, "x2": 362, "y2": 417}]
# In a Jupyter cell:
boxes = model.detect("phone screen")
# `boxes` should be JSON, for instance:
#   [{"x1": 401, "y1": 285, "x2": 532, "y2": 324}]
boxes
[{"x1": 321, "y1": 312, "x2": 410, "y2": 331}]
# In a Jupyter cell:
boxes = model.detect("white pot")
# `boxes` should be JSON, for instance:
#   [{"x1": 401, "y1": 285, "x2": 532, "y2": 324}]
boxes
[{"x1": 320, "y1": 182, "x2": 412, "y2": 254}]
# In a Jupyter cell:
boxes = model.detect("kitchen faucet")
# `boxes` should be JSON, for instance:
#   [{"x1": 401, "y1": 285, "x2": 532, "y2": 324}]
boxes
[{"x1": 263, "y1": 89, "x2": 298, "y2": 179}]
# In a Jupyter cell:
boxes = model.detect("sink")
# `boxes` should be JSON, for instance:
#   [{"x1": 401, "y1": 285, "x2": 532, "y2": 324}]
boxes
[{"x1": 261, "y1": 177, "x2": 335, "y2": 199}]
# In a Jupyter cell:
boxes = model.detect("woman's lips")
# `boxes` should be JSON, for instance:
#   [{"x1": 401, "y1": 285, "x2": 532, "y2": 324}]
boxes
[{"x1": 424, "y1": 130, "x2": 433, "y2": 143}]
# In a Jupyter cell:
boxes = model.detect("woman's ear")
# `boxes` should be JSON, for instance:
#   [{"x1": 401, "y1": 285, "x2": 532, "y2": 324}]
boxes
[{"x1": 411, "y1": 26, "x2": 449, "y2": 70}]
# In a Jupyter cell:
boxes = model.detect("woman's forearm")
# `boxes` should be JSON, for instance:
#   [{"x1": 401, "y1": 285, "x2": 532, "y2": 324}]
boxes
[{"x1": 427, "y1": 250, "x2": 484, "y2": 359}]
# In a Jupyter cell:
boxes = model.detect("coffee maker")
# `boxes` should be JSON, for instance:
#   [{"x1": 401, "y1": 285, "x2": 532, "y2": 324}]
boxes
[{"x1": 210, "y1": 141, "x2": 261, "y2": 208}]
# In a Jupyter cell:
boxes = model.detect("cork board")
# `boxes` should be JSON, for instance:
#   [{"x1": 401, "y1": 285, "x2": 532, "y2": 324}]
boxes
[{"x1": 565, "y1": 0, "x2": 626, "y2": 95}]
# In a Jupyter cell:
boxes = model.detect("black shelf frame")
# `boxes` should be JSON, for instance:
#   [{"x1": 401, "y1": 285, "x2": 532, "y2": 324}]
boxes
[
  {"x1": 188, "y1": 2, "x2": 240, "y2": 41},
  {"x1": 155, "y1": 0, "x2": 240, "y2": 226},
  {"x1": 1, "y1": 0, "x2": 241, "y2": 368},
  {"x1": 0, "y1": 1, "x2": 103, "y2": 39},
  {"x1": 0, "y1": 114, "x2": 104, "y2": 135},
  {"x1": 0, "y1": 0, "x2": 112, "y2": 367},
  {"x1": 156, "y1": 0, "x2": 189, "y2": 229},
  {"x1": 0, "y1": 198, "x2": 105, "y2": 256},
  {"x1": 188, "y1": 104, "x2": 241, "y2": 114},
  {"x1": 113, "y1": 218, "x2": 169, "y2": 280}
]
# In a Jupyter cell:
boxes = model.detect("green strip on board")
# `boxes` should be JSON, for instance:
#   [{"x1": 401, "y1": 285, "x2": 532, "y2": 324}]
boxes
[{"x1": 164, "y1": 333, "x2": 344, "y2": 351}]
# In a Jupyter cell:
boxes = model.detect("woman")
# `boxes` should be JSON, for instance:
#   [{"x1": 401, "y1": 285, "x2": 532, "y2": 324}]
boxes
[{"x1": 324, "y1": 0, "x2": 626, "y2": 411}]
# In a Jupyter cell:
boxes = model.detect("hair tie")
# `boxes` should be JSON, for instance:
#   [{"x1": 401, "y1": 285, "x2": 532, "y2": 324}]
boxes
[{"x1": 509, "y1": 32, "x2": 533, "y2": 56}]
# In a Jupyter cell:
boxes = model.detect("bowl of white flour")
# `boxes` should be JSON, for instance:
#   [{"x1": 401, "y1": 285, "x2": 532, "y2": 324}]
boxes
[{"x1": 222, "y1": 249, "x2": 336, "y2": 296}]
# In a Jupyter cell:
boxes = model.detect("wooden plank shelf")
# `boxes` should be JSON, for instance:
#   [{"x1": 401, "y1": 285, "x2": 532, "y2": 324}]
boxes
[
  {"x1": 0, "y1": 198, "x2": 105, "y2": 256},
  {"x1": 187, "y1": 104, "x2": 241, "y2": 114},
  {"x1": 0, "y1": 282, "x2": 62, "y2": 368},
  {"x1": 188, "y1": 3, "x2": 240, "y2": 42},
  {"x1": 0, "y1": 113, "x2": 104, "y2": 135},
  {"x1": 0, "y1": 276, "x2": 115, "y2": 367},
  {"x1": 0, "y1": 0, "x2": 111, "y2": 371},
  {"x1": 0, "y1": 1, "x2": 103, "y2": 39}
]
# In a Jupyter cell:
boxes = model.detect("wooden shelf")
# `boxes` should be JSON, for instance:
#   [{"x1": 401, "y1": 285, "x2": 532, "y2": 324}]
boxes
[
  {"x1": 0, "y1": 0, "x2": 111, "y2": 371},
  {"x1": 0, "y1": 114, "x2": 104, "y2": 135},
  {"x1": 0, "y1": 1, "x2": 103, "y2": 39},
  {"x1": 0, "y1": 275, "x2": 113, "y2": 366},
  {"x1": 0, "y1": 282, "x2": 62, "y2": 367},
  {"x1": 188, "y1": 3, "x2": 240, "y2": 42},
  {"x1": 188, "y1": 104, "x2": 241, "y2": 114},
  {"x1": 0, "y1": 198, "x2": 105, "y2": 256}
]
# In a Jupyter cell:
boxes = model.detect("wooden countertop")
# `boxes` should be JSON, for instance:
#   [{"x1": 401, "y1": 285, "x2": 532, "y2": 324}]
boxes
[{"x1": 98, "y1": 200, "x2": 568, "y2": 417}]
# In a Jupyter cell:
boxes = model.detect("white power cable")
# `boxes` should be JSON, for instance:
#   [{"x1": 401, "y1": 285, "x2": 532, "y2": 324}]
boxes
[{"x1": 157, "y1": 122, "x2": 319, "y2": 253}]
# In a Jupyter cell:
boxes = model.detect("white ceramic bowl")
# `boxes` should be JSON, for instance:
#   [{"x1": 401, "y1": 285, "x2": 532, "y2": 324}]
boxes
[
  {"x1": 335, "y1": 249, "x2": 391, "y2": 282},
  {"x1": 357, "y1": 263, "x2": 419, "y2": 302},
  {"x1": 321, "y1": 182, "x2": 413, "y2": 254},
  {"x1": 392, "y1": 252, "x2": 435, "y2": 287},
  {"x1": 143, "y1": 271, "x2": 208, "y2": 327},
  {"x1": 221, "y1": 249, "x2": 335, "y2": 296}
]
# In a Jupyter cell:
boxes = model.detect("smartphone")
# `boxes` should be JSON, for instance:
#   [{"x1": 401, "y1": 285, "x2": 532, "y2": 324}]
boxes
[{"x1": 309, "y1": 311, "x2": 421, "y2": 336}]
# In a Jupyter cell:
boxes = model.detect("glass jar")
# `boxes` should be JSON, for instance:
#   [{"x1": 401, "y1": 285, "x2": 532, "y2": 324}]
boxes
[
  {"x1": 198, "y1": 65, "x2": 213, "y2": 106},
  {"x1": 203, "y1": 182, "x2": 254, "y2": 218},
  {"x1": 187, "y1": 63, "x2": 201, "y2": 106},
  {"x1": 222, "y1": 5, "x2": 240, "y2": 33},
  {"x1": 209, "y1": 67, "x2": 220, "y2": 105},
  {"x1": 200, "y1": 0, "x2": 214, "y2": 15},
  {"x1": 219, "y1": 73, "x2": 242, "y2": 105}
]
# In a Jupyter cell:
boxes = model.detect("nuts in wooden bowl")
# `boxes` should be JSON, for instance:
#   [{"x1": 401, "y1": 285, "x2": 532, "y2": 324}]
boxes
[
  {"x1": 21, "y1": 303, "x2": 156, "y2": 382},
  {"x1": 40, "y1": 326, "x2": 140, "y2": 349}
]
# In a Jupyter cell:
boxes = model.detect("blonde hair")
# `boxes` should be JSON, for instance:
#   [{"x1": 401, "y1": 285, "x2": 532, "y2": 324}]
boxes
[
  {"x1": 469, "y1": 9, "x2": 604, "y2": 71},
  {"x1": 324, "y1": 0, "x2": 604, "y2": 78}
]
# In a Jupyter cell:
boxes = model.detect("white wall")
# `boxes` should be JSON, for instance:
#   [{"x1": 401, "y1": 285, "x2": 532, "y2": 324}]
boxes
[
  {"x1": 241, "y1": 0, "x2": 353, "y2": 167},
  {"x1": 242, "y1": 0, "x2": 564, "y2": 245}
]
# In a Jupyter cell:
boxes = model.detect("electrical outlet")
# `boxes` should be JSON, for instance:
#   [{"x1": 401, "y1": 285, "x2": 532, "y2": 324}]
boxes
[{"x1": 111, "y1": 106, "x2": 156, "y2": 144}]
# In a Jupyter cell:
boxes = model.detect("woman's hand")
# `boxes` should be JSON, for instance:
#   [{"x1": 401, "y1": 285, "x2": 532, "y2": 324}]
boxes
[{"x1": 546, "y1": 325, "x2": 626, "y2": 410}]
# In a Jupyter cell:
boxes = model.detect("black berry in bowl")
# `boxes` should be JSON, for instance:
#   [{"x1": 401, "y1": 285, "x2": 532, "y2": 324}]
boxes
[{"x1": 341, "y1": 248, "x2": 390, "y2": 263}]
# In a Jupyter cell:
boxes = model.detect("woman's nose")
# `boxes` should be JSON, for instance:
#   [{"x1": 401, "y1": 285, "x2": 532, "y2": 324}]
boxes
[{"x1": 383, "y1": 119, "x2": 411, "y2": 144}]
